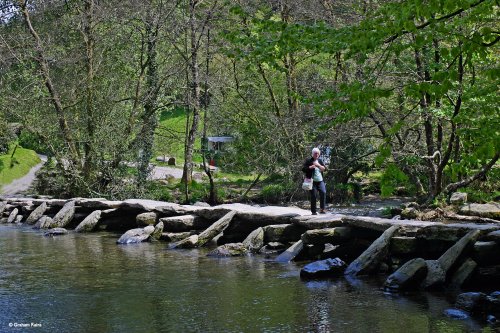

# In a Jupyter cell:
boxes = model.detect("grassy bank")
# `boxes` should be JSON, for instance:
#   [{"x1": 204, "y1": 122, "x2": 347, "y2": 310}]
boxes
[{"x1": 0, "y1": 145, "x2": 41, "y2": 186}]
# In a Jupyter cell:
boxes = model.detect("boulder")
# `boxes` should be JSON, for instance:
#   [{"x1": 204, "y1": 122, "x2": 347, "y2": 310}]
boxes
[
  {"x1": 259, "y1": 242, "x2": 286, "y2": 256},
  {"x1": 116, "y1": 225, "x2": 155, "y2": 244},
  {"x1": 242, "y1": 227, "x2": 264, "y2": 253},
  {"x1": 169, "y1": 234, "x2": 199, "y2": 249},
  {"x1": 15, "y1": 215, "x2": 23, "y2": 224},
  {"x1": 26, "y1": 202, "x2": 48, "y2": 225},
  {"x1": 52, "y1": 201, "x2": 75, "y2": 227},
  {"x1": 167, "y1": 157, "x2": 176, "y2": 166},
  {"x1": 401, "y1": 207, "x2": 419, "y2": 219},
  {"x1": 75, "y1": 210, "x2": 102, "y2": 232},
  {"x1": 443, "y1": 308, "x2": 469, "y2": 320},
  {"x1": 150, "y1": 222, "x2": 164, "y2": 240},
  {"x1": 300, "y1": 258, "x2": 346, "y2": 279},
  {"x1": 422, "y1": 230, "x2": 480, "y2": 289},
  {"x1": 0, "y1": 201, "x2": 6, "y2": 215},
  {"x1": 7, "y1": 208, "x2": 18, "y2": 223},
  {"x1": 455, "y1": 292, "x2": 488, "y2": 314},
  {"x1": 344, "y1": 225, "x2": 399, "y2": 276},
  {"x1": 159, "y1": 215, "x2": 211, "y2": 232},
  {"x1": 450, "y1": 192, "x2": 467, "y2": 205},
  {"x1": 44, "y1": 228, "x2": 68, "y2": 236},
  {"x1": 136, "y1": 212, "x2": 158, "y2": 226},
  {"x1": 275, "y1": 240, "x2": 303, "y2": 263},
  {"x1": 33, "y1": 216, "x2": 54, "y2": 229},
  {"x1": 263, "y1": 224, "x2": 305, "y2": 243},
  {"x1": 473, "y1": 241, "x2": 500, "y2": 266},
  {"x1": 384, "y1": 258, "x2": 428, "y2": 292},
  {"x1": 301, "y1": 227, "x2": 352, "y2": 246},
  {"x1": 449, "y1": 258, "x2": 477, "y2": 289},
  {"x1": 207, "y1": 243, "x2": 249, "y2": 257},
  {"x1": 459, "y1": 203, "x2": 500, "y2": 220}
]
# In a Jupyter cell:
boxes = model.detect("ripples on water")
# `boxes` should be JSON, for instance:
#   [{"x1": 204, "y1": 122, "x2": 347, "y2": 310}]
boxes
[{"x1": 0, "y1": 225, "x2": 491, "y2": 333}]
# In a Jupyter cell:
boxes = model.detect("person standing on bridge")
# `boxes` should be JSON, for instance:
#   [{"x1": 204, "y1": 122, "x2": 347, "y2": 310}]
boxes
[{"x1": 302, "y1": 147, "x2": 327, "y2": 215}]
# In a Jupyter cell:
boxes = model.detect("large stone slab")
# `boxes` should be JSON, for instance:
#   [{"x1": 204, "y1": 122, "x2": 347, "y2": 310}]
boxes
[
  {"x1": 263, "y1": 224, "x2": 305, "y2": 243},
  {"x1": 53, "y1": 201, "x2": 75, "y2": 227},
  {"x1": 26, "y1": 202, "x2": 48, "y2": 225},
  {"x1": 341, "y1": 215, "x2": 439, "y2": 232},
  {"x1": 291, "y1": 214, "x2": 344, "y2": 229},
  {"x1": 7, "y1": 208, "x2": 18, "y2": 223},
  {"x1": 384, "y1": 258, "x2": 428, "y2": 291},
  {"x1": 301, "y1": 227, "x2": 352, "y2": 246},
  {"x1": 344, "y1": 225, "x2": 399, "y2": 276},
  {"x1": 242, "y1": 227, "x2": 264, "y2": 253},
  {"x1": 275, "y1": 240, "x2": 304, "y2": 263},
  {"x1": 159, "y1": 215, "x2": 211, "y2": 232},
  {"x1": 197, "y1": 211, "x2": 237, "y2": 247},
  {"x1": 459, "y1": 203, "x2": 500, "y2": 220},
  {"x1": 421, "y1": 230, "x2": 480, "y2": 289},
  {"x1": 75, "y1": 210, "x2": 102, "y2": 232}
]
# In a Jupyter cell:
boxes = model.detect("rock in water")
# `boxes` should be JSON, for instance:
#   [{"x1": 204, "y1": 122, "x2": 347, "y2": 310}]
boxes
[
  {"x1": 75, "y1": 210, "x2": 102, "y2": 232},
  {"x1": 207, "y1": 243, "x2": 249, "y2": 257},
  {"x1": 53, "y1": 201, "x2": 75, "y2": 227},
  {"x1": 7, "y1": 208, "x2": 18, "y2": 223},
  {"x1": 116, "y1": 226, "x2": 155, "y2": 244},
  {"x1": 345, "y1": 225, "x2": 399, "y2": 276},
  {"x1": 384, "y1": 258, "x2": 428, "y2": 291},
  {"x1": 26, "y1": 202, "x2": 48, "y2": 225},
  {"x1": 242, "y1": 227, "x2": 264, "y2": 253},
  {"x1": 300, "y1": 258, "x2": 346, "y2": 279},
  {"x1": 44, "y1": 228, "x2": 68, "y2": 236}
]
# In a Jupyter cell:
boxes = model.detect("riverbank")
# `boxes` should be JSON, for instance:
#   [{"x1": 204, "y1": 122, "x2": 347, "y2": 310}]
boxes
[{"x1": 1, "y1": 196, "x2": 499, "y2": 328}]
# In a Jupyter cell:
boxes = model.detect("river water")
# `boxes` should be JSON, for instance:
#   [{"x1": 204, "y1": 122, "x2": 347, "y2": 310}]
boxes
[{"x1": 0, "y1": 225, "x2": 492, "y2": 333}]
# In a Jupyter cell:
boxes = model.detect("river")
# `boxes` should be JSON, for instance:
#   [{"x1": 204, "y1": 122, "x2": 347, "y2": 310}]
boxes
[{"x1": 0, "y1": 224, "x2": 491, "y2": 333}]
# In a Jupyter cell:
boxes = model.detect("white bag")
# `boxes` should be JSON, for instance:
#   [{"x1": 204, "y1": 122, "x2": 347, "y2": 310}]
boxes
[{"x1": 302, "y1": 178, "x2": 313, "y2": 191}]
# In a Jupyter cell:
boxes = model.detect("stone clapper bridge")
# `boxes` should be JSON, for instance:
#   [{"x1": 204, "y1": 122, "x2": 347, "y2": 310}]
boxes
[{"x1": 1, "y1": 197, "x2": 500, "y2": 294}]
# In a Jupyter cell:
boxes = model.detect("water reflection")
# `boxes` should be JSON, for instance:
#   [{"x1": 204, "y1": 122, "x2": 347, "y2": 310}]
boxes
[{"x1": 0, "y1": 225, "x2": 490, "y2": 332}]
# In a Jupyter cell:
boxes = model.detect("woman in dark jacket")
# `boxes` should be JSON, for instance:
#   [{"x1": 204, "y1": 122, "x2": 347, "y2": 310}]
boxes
[{"x1": 302, "y1": 147, "x2": 327, "y2": 215}]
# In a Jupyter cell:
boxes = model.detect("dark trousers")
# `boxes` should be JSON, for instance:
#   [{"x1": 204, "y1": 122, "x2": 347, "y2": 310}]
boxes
[{"x1": 310, "y1": 181, "x2": 326, "y2": 214}]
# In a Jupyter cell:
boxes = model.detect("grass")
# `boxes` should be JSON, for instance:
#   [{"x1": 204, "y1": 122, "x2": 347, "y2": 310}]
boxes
[
  {"x1": 0, "y1": 145, "x2": 41, "y2": 187},
  {"x1": 154, "y1": 107, "x2": 203, "y2": 164}
]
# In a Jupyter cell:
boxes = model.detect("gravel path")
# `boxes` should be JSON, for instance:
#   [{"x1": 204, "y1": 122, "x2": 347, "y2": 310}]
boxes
[
  {"x1": 1, "y1": 154, "x2": 47, "y2": 196},
  {"x1": 1, "y1": 158, "x2": 197, "y2": 196}
]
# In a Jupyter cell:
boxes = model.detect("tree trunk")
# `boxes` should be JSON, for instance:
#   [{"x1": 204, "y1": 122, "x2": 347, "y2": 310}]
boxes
[{"x1": 182, "y1": 0, "x2": 201, "y2": 186}]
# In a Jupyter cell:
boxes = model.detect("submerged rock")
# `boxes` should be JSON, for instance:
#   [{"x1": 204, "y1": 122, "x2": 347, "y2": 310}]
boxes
[
  {"x1": 207, "y1": 243, "x2": 249, "y2": 257},
  {"x1": 116, "y1": 226, "x2": 155, "y2": 244},
  {"x1": 44, "y1": 228, "x2": 68, "y2": 236},
  {"x1": 444, "y1": 308, "x2": 469, "y2": 320},
  {"x1": 300, "y1": 258, "x2": 346, "y2": 279}
]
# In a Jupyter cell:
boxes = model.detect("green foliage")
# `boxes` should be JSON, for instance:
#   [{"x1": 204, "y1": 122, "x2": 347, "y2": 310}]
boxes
[
  {"x1": 17, "y1": 131, "x2": 50, "y2": 155},
  {"x1": 379, "y1": 164, "x2": 411, "y2": 197}
]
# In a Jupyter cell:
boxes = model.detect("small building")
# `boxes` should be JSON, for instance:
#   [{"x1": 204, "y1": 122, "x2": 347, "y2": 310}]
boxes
[{"x1": 202, "y1": 136, "x2": 234, "y2": 170}]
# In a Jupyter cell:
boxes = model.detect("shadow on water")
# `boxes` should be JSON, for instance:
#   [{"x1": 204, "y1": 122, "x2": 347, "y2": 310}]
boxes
[{"x1": 0, "y1": 224, "x2": 493, "y2": 333}]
